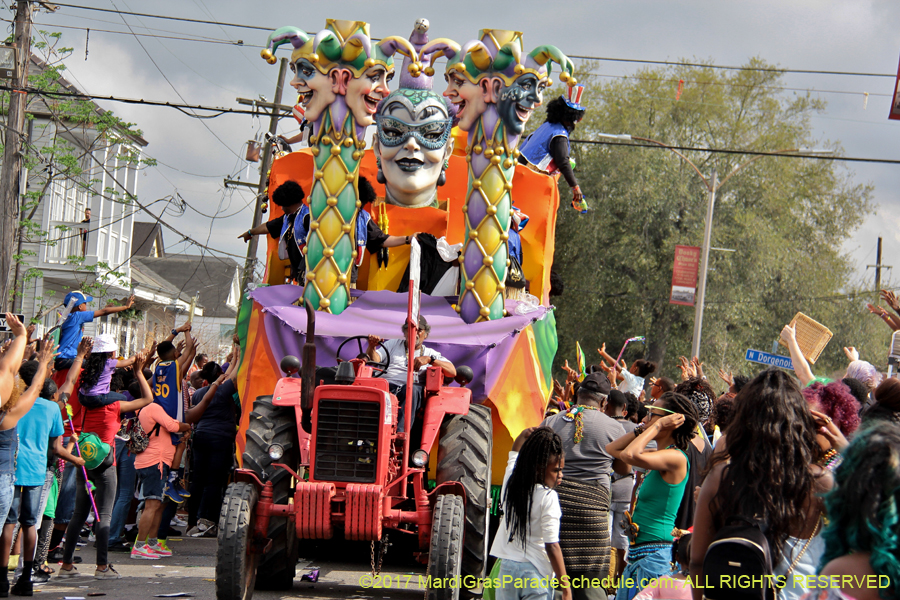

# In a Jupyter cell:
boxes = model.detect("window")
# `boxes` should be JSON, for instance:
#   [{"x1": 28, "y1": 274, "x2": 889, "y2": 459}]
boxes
[{"x1": 219, "y1": 324, "x2": 235, "y2": 339}]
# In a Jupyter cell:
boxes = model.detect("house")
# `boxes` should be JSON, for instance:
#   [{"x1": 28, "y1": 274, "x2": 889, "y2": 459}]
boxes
[
  {"x1": 11, "y1": 54, "x2": 190, "y2": 354},
  {"x1": 132, "y1": 254, "x2": 242, "y2": 361}
]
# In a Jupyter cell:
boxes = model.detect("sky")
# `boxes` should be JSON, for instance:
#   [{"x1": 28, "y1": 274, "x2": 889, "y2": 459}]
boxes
[{"x1": 23, "y1": 0, "x2": 900, "y2": 289}]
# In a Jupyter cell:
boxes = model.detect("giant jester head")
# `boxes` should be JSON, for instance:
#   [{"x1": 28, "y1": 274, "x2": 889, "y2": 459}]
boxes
[
  {"x1": 425, "y1": 29, "x2": 576, "y2": 134},
  {"x1": 261, "y1": 20, "x2": 418, "y2": 126},
  {"x1": 371, "y1": 20, "x2": 458, "y2": 208},
  {"x1": 374, "y1": 88, "x2": 454, "y2": 207}
]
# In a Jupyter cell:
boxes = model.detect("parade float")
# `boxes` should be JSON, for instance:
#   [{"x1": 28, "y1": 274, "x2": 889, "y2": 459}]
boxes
[
  {"x1": 234, "y1": 18, "x2": 573, "y2": 488},
  {"x1": 221, "y1": 21, "x2": 574, "y2": 597}
]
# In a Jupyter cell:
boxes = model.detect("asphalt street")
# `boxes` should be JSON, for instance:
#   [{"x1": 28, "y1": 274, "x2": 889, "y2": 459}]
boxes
[{"x1": 34, "y1": 535, "x2": 428, "y2": 600}]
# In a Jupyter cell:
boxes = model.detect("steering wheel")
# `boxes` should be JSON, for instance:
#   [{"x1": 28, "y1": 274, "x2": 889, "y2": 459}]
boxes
[{"x1": 336, "y1": 335, "x2": 391, "y2": 378}]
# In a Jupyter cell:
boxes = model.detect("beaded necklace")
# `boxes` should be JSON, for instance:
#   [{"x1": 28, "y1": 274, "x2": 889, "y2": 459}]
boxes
[{"x1": 562, "y1": 405, "x2": 602, "y2": 443}]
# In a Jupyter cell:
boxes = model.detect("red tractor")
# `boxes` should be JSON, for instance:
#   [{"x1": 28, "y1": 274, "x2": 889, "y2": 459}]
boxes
[{"x1": 215, "y1": 299, "x2": 492, "y2": 600}]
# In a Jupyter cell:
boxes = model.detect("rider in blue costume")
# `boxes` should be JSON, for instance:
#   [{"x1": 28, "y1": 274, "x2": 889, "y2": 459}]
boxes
[{"x1": 519, "y1": 84, "x2": 587, "y2": 210}]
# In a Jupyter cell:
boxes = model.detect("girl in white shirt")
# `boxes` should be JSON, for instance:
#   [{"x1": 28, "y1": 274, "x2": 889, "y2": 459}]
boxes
[{"x1": 490, "y1": 427, "x2": 572, "y2": 600}]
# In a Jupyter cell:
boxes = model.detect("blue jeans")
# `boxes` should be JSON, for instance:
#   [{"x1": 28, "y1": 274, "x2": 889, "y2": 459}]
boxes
[
  {"x1": 0, "y1": 473, "x2": 15, "y2": 527},
  {"x1": 495, "y1": 559, "x2": 554, "y2": 600},
  {"x1": 54, "y1": 457, "x2": 78, "y2": 525},
  {"x1": 615, "y1": 545, "x2": 673, "y2": 600},
  {"x1": 109, "y1": 437, "x2": 136, "y2": 544}
]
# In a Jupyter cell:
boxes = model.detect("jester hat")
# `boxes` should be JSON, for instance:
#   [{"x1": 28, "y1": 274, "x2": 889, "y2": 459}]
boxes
[
  {"x1": 420, "y1": 28, "x2": 577, "y2": 87},
  {"x1": 260, "y1": 19, "x2": 418, "y2": 78}
]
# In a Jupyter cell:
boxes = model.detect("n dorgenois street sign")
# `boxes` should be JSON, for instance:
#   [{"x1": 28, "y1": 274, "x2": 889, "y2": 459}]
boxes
[
  {"x1": 745, "y1": 348, "x2": 793, "y2": 370},
  {"x1": 0, "y1": 314, "x2": 25, "y2": 332}
]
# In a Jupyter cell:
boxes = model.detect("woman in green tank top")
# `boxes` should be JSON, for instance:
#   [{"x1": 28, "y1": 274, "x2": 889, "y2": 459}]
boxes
[{"x1": 606, "y1": 392, "x2": 701, "y2": 600}]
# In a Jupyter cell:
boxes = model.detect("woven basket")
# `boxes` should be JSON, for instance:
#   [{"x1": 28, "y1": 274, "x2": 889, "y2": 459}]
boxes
[{"x1": 778, "y1": 312, "x2": 833, "y2": 364}]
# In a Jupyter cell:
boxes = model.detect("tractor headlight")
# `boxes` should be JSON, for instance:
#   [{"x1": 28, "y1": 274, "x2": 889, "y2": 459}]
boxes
[
  {"x1": 267, "y1": 444, "x2": 284, "y2": 461},
  {"x1": 411, "y1": 449, "x2": 429, "y2": 468}
]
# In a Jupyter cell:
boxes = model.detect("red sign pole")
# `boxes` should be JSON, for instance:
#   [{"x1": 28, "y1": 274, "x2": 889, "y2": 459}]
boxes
[
  {"x1": 670, "y1": 245, "x2": 701, "y2": 306},
  {"x1": 890, "y1": 51, "x2": 900, "y2": 121}
]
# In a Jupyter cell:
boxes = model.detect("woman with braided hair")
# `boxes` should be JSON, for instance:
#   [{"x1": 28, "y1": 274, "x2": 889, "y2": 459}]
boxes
[
  {"x1": 607, "y1": 392, "x2": 699, "y2": 600},
  {"x1": 672, "y1": 378, "x2": 714, "y2": 531},
  {"x1": 690, "y1": 369, "x2": 833, "y2": 600},
  {"x1": 805, "y1": 422, "x2": 900, "y2": 600},
  {"x1": 490, "y1": 427, "x2": 572, "y2": 600}
]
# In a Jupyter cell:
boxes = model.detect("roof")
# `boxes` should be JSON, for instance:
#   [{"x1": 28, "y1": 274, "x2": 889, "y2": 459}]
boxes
[
  {"x1": 133, "y1": 255, "x2": 242, "y2": 319},
  {"x1": 131, "y1": 222, "x2": 165, "y2": 258}
]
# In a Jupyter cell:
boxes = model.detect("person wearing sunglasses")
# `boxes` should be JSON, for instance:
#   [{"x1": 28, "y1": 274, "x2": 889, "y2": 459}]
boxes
[{"x1": 606, "y1": 392, "x2": 700, "y2": 600}]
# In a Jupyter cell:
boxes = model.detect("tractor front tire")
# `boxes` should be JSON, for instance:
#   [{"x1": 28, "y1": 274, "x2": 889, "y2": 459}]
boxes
[
  {"x1": 216, "y1": 482, "x2": 258, "y2": 600},
  {"x1": 426, "y1": 494, "x2": 465, "y2": 600},
  {"x1": 242, "y1": 395, "x2": 300, "y2": 591},
  {"x1": 436, "y1": 403, "x2": 492, "y2": 596}
]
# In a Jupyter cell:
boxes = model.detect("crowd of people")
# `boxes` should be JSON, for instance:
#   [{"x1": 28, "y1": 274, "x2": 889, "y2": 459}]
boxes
[
  {"x1": 489, "y1": 303, "x2": 900, "y2": 600},
  {"x1": 0, "y1": 289, "x2": 242, "y2": 595}
]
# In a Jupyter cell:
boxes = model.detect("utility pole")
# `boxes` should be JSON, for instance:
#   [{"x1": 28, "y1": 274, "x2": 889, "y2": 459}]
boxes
[
  {"x1": 868, "y1": 236, "x2": 892, "y2": 292},
  {"x1": 238, "y1": 57, "x2": 288, "y2": 296},
  {"x1": 0, "y1": 1, "x2": 33, "y2": 311},
  {"x1": 690, "y1": 169, "x2": 717, "y2": 360}
]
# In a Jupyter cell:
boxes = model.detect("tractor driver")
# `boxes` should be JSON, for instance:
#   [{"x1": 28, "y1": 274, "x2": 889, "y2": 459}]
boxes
[{"x1": 366, "y1": 315, "x2": 456, "y2": 433}]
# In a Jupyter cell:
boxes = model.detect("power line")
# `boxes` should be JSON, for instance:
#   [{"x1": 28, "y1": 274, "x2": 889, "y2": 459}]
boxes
[
  {"x1": 43, "y1": 4, "x2": 900, "y2": 80},
  {"x1": 48, "y1": 2, "x2": 272, "y2": 31},
  {"x1": 572, "y1": 139, "x2": 900, "y2": 165},
  {"x1": 3, "y1": 85, "x2": 287, "y2": 117},
  {"x1": 10, "y1": 18, "x2": 254, "y2": 46},
  {"x1": 569, "y1": 55, "x2": 897, "y2": 79}
]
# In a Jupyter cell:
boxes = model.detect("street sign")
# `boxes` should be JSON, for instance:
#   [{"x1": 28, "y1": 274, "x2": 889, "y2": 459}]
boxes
[
  {"x1": 745, "y1": 348, "x2": 793, "y2": 370},
  {"x1": 0, "y1": 314, "x2": 26, "y2": 332}
]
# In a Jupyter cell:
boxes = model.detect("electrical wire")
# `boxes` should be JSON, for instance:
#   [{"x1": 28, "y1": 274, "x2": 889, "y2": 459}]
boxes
[
  {"x1": 571, "y1": 139, "x2": 900, "y2": 165},
  {"x1": 43, "y1": 4, "x2": 900, "y2": 79},
  {"x1": 3, "y1": 85, "x2": 288, "y2": 117},
  {"x1": 48, "y1": 2, "x2": 272, "y2": 32},
  {"x1": 108, "y1": 0, "x2": 242, "y2": 159},
  {"x1": 10, "y1": 18, "x2": 254, "y2": 46}
]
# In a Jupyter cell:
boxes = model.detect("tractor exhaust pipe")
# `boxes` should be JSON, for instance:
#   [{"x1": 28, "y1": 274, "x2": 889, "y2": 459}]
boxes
[{"x1": 300, "y1": 299, "x2": 316, "y2": 433}]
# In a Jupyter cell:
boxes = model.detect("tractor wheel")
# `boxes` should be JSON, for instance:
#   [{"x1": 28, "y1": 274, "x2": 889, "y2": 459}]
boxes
[
  {"x1": 216, "y1": 482, "x2": 259, "y2": 600},
  {"x1": 242, "y1": 395, "x2": 300, "y2": 591},
  {"x1": 426, "y1": 494, "x2": 465, "y2": 600},
  {"x1": 436, "y1": 403, "x2": 492, "y2": 597}
]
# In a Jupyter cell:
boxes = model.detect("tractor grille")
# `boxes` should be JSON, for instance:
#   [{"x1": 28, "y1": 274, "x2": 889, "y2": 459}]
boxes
[{"x1": 314, "y1": 399, "x2": 380, "y2": 483}]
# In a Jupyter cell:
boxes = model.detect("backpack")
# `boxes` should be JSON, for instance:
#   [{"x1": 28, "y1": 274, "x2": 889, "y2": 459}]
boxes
[
  {"x1": 701, "y1": 517, "x2": 777, "y2": 600},
  {"x1": 120, "y1": 413, "x2": 161, "y2": 454}
]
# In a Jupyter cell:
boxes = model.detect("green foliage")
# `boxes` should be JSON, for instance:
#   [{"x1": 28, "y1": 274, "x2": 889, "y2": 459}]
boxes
[{"x1": 548, "y1": 59, "x2": 880, "y2": 385}]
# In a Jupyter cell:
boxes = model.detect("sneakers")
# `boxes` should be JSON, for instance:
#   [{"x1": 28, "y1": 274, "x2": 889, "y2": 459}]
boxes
[
  {"x1": 129, "y1": 545, "x2": 160, "y2": 560},
  {"x1": 170, "y1": 515, "x2": 187, "y2": 528},
  {"x1": 47, "y1": 548, "x2": 81, "y2": 564},
  {"x1": 171, "y1": 479, "x2": 190, "y2": 498},
  {"x1": 163, "y1": 482, "x2": 184, "y2": 504},
  {"x1": 94, "y1": 565, "x2": 120, "y2": 580},
  {"x1": 56, "y1": 567, "x2": 79, "y2": 579},
  {"x1": 186, "y1": 518, "x2": 216, "y2": 538},
  {"x1": 11, "y1": 577, "x2": 32, "y2": 596},
  {"x1": 107, "y1": 540, "x2": 131, "y2": 553},
  {"x1": 148, "y1": 540, "x2": 172, "y2": 557},
  {"x1": 30, "y1": 568, "x2": 50, "y2": 585}
]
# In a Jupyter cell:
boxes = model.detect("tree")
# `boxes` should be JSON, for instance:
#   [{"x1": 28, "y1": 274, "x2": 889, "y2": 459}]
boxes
[
  {"x1": 0, "y1": 30, "x2": 155, "y2": 315},
  {"x1": 546, "y1": 59, "x2": 879, "y2": 382}
]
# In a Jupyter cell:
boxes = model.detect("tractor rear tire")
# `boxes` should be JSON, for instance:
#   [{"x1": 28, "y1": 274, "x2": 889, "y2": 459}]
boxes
[
  {"x1": 216, "y1": 482, "x2": 258, "y2": 600},
  {"x1": 242, "y1": 395, "x2": 300, "y2": 591},
  {"x1": 436, "y1": 403, "x2": 492, "y2": 597},
  {"x1": 426, "y1": 494, "x2": 465, "y2": 600}
]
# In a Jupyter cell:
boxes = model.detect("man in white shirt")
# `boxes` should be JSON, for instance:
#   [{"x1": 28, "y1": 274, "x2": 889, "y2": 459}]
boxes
[{"x1": 366, "y1": 315, "x2": 456, "y2": 432}]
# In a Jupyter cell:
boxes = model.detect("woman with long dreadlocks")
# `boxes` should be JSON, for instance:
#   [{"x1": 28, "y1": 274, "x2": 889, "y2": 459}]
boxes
[
  {"x1": 490, "y1": 427, "x2": 572, "y2": 600},
  {"x1": 690, "y1": 369, "x2": 832, "y2": 600},
  {"x1": 606, "y1": 392, "x2": 700, "y2": 600}
]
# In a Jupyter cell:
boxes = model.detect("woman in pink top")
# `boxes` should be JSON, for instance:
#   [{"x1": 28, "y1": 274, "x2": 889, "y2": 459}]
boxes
[{"x1": 131, "y1": 394, "x2": 190, "y2": 560}]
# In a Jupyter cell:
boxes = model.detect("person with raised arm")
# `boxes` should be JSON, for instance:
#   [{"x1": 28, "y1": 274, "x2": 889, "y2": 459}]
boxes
[{"x1": 58, "y1": 347, "x2": 154, "y2": 581}]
